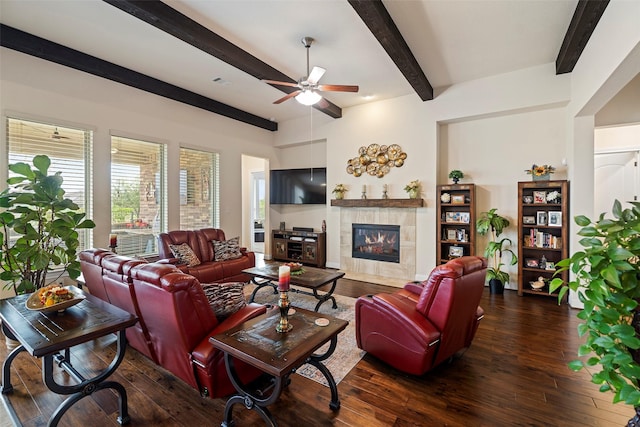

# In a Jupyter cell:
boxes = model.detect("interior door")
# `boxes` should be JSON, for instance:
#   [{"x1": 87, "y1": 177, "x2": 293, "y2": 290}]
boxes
[{"x1": 594, "y1": 151, "x2": 639, "y2": 216}]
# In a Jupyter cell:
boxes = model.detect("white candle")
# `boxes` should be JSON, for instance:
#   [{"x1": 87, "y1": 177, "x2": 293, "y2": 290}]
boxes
[
  {"x1": 362, "y1": 184, "x2": 366, "y2": 192},
  {"x1": 278, "y1": 265, "x2": 290, "y2": 291},
  {"x1": 383, "y1": 184, "x2": 387, "y2": 191}
]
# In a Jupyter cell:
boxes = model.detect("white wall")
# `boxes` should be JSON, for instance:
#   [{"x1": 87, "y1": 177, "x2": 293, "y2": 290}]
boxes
[
  {"x1": 442, "y1": 107, "x2": 567, "y2": 289},
  {"x1": 0, "y1": 48, "x2": 277, "y2": 247}
]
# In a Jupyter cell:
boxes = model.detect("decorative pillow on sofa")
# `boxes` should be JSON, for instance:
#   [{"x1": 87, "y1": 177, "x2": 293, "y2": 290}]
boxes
[
  {"x1": 169, "y1": 243, "x2": 201, "y2": 267},
  {"x1": 202, "y1": 282, "x2": 246, "y2": 320},
  {"x1": 213, "y1": 236, "x2": 242, "y2": 261}
]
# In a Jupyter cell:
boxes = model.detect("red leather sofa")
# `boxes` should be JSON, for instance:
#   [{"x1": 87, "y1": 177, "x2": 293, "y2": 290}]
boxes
[
  {"x1": 157, "y1": 228, "x2": 255, "y2": 284},
  {"x1": 355, "y1": 256, "x2": 487, "y2": 375},
  {"x1": 79, "y1": 248, "x2": 268, "y2": 398}
]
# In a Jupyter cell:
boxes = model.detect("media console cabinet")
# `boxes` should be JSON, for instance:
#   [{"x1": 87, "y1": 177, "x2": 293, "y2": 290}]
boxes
[{"x1": 272, "y1": 229, "x2": 326, "y2": 268}]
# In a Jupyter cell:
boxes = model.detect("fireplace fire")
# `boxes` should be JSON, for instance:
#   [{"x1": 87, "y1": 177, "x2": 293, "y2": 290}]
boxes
[{"x1": 352, "y1": 223, "x2": 400, "y2": 263}]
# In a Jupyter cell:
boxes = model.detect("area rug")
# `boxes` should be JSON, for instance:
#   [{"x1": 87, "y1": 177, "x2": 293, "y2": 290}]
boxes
[{"x1": 245, "y1": 284, "x2": 365, "y2": 387}]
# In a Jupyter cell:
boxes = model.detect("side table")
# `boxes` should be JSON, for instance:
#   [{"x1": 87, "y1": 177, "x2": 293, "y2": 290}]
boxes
[
  {"x1": 0, "y1": 289, "x2": 138, "y2": 426},
  {"x1": 210, "y1": 307, "x2": 348, "y2": 426}
]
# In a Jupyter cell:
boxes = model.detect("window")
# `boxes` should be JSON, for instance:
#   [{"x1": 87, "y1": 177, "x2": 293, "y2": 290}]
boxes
[
  {"x1": 6, "y1": 117, "x2": 93, "y2": 251},
  {"x1": 179, "y1": 148, "x2": 219, "y2": 229},
  {"x1": 111, "y1": 136, "x2": 166, "y2": 256}
]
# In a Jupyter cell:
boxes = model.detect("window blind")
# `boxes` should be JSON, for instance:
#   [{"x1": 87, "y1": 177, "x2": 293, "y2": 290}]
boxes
[
  {"x1": 111, "y1": 136, "x2": 166, "y2": 257},
  {"x1": 179, "y1": 147, "x2": 220, "y2": 229},
  {"x1": 6, "y1": 117, "x2": 93, "y2": 251}
]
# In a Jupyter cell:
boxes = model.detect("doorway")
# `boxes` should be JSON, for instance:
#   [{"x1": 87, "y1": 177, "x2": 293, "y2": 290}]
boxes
[
  {"x1": 594, "y1": 151, "x2": 638, "y2": 215},
  {"x1": 251, "y1": 171, "x2": 266, "y2": 253}
]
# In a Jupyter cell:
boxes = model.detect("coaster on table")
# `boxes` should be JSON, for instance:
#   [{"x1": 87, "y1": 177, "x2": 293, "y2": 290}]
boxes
[
  {"x1": 288, "y1": 308, "x2": 296, "y2": 315},
  {"x1": 315, "y1": 318, "x2": 330, "y2": 327}
]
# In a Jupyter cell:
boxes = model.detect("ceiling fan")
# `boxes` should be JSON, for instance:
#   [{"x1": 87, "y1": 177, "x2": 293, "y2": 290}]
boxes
[
  {"x1": 263, "y1": 37, "x2": 359, "y2": 106},
  {"x1": 51, "y1": 128, "x2": 71, "y2": 140}
]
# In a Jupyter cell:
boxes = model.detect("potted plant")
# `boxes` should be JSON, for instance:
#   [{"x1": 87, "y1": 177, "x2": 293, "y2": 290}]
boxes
[
  {"x1": 332, "y1": 184, "x2": 347, "y2": 200},
  {"x1": 550, "y1": 200, "x2": 640, "y2": 425},
  {"x1": 0, "y1": 155, "x2": 95, "y2": 295},
  {"x1": 525, "y1": 164, "x2": 555, "y2": 181},
  {"x1": 476, "y1": 208, "x2": 517, "y2": 294},
  {"x1": 404, "y1": 180, "x2": 420, "y2": 199},
  {"x1": 448, "y1": 170, "x2": 464, "y2": 184}
]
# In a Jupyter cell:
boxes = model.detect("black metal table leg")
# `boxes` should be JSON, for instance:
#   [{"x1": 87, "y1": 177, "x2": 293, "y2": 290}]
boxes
[
  {"x1": 306, "y1": 336, "x2": 340, "y2": 410},
  {"x1": 43, "y1": 329, "x2": 131, "y2": 426},
  {"x1": 248, "y1": 277, "x2": 278, "y2": 304},
  {"x1": 222, "y1": 353, "x2": 283, "y2": 427}
]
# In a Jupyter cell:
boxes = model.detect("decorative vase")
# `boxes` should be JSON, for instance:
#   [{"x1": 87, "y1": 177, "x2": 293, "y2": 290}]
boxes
[
  {"x1": 334, "y1": 192, "x2": 344, "y2": 200},
  {"x1": 452, "y1": 178, "x2": 460, "y2": 184},
  {"x1": 532, "y1": 173, "x2": 550, "y2": 181},
  {"x1": 408, "y1": 189, "x2": 418, "y2": 199},
  {"x1": 489, "y1": 278, "x2": 504, "y2": 295}
]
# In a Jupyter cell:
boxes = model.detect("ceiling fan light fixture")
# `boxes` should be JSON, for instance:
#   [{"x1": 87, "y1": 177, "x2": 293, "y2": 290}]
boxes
[{"x1": 295, "y1": 89, "x2": 322, "y2": 106}]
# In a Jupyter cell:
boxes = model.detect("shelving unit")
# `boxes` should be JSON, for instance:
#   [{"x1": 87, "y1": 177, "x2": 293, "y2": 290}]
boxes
[
  {"x1": 272, "y1": 230, "x2": 326, "y2": 268},
  {"x1": 436, "y1": 184, "x2": 476, "y2": 265},
  {"x1": 517, "y1": 180, "x2": 569, "y2": 298}
]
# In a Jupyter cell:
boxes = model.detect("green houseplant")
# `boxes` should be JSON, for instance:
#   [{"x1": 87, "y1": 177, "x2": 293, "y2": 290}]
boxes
[
  {"x1": 476, "y1": 208, "x2": 517, "y2": 294},
  {"x1": 0, "y1": 155, "x2": 95, "y2": 295},
  {"x1": 448, "y1": 170, "x2": 464, "y2": 184},
  {"x1": 550, "y1": 200, "x2": 640, "y2": 425}
]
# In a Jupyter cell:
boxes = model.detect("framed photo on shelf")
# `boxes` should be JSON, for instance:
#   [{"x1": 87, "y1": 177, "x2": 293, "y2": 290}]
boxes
[
  {"x1": 525, "y1": 258, "x2": 539, "y2": 268},
  {"x1": 533, "y1": 191, "x2": 546, "y2": 204},
  {"x1": 459, "y1": 212, "x2": 470, "y2": 224},
  {"x1": 548, "y1": 211, "x2": 562, "y2": 227},
  {"x1": 446, "y1": 229, "x2": 457, "y2": 240},
  {"x1": 449, "y1": 246, "x2": 464, "y2": 258},
  {"x1": 523, "y1": 216, "x2": 536, "y2": 225},
  {"x1": 445, "y1": 212, "x2": 457, "y2": 223},
  {"x1": 537, "y1": 211, "x2": 547, "y2": 225},
  {"x1": 452, "y1": 194, "x2": 465, "y2": 204},
  {"x1": 545, "y1": 262, "x2": 555, "y2": 271},
  {"x1": 456, "y1": 229, "x2": 467, "y2": 242}
]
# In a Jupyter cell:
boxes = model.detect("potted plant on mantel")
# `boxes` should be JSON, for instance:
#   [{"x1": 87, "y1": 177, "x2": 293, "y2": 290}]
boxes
[
  {"x1": 476, "y1": 208, "x2": 517, "y2": 294},
  {"x1": 550, "y1": 200, "x2": 640, "y2": 426},
  {"x1": 0, "y1": 155, "x2": 95, "y2": 296}
]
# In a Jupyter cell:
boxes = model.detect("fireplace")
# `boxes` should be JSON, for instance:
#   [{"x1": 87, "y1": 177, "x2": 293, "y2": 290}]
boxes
[{"x1": 352, "y1": 223, "x2": 400, "y2": 263}]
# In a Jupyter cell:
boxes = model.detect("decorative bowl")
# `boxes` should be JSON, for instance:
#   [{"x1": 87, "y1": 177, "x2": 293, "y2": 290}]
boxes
[
  {"x1": 26, "y1": 286, "x2": 85, "y2": 313},
  {"x1": 283, "y1": 262, "x2": 303, "y2": 272}
]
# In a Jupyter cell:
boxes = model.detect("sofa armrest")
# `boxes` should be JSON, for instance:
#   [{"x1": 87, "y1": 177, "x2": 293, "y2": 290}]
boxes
[
  {"x1": 190, "y1": 303, "x2": 268, "y2": 366},
  {"x1": 403, "y1": 281, "x2": 424, "y2": 295}
]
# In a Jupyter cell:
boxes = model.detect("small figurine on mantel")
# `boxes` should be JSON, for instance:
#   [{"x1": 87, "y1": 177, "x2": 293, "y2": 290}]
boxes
[{"x1": 382, "y1": 184, "x2": 389, "y2": 199}]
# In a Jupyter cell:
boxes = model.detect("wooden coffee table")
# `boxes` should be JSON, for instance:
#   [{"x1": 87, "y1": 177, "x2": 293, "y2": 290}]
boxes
[
  {"x1": 210, "y1": 307, "x2": 348, "y2": 427},
  {"x1": 0, "y1": 289, "x2": 138, "y2": 426},
  {"x1": 244, "y1": 264, "x2": 345, "y2": 312}
]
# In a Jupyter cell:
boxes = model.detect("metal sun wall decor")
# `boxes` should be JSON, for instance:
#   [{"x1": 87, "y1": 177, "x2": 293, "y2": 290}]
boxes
[{"x1": 346, "y1": 144, "x2": 406, "y2": 178}]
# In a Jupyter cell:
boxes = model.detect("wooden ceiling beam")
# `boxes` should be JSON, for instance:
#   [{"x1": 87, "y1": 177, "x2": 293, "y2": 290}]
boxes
[
  {"x1": 556, "y1": 0, "x2": 610, "y2": 74},
  {"x1": 103, "y1": 0, "x2": 343, "y2": 119},
  {"x1": 348, "y1": 0, "x2": 433, "y2": 101},
  {"x1": 0, "y1": 24, "x2": 278, "y2": 131}
]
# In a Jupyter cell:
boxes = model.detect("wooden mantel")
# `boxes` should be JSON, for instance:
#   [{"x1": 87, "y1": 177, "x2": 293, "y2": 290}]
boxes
[{"x1": 330, "y1": 198, "x2": 424, "y2": 208}]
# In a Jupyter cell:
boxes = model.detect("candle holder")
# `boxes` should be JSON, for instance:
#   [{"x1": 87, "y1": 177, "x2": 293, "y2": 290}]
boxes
[
  {"x1": 382, "y1": 187, "x2": 388, "y2": 199},
  {"x1": 276, "y1": 291, "x2": 293, "y2": 333}
]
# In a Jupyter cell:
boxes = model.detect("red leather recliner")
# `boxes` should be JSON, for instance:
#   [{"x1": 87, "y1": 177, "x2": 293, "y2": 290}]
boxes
[{"x1": 355, "y1": 256, "x2": 487, "y2": 375}]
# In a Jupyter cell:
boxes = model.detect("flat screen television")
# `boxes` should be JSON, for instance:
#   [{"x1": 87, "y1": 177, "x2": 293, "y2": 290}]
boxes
[{"x1": 270, "y1": 168, "x2": 327, "y2": 205}]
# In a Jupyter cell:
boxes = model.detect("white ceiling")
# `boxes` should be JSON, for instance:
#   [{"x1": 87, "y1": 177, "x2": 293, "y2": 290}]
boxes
[{"x1": 0, "y1": 0, "x2": 578, "y2": 125}]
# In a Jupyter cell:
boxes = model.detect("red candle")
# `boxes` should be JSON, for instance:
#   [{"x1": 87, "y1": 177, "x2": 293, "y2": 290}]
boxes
[
  {"x1": 109, "y1": 234, "x2": 117, "y2": 247},
  {"x1": 278, "y1": 265, "x2": 290, "y2": 292}
]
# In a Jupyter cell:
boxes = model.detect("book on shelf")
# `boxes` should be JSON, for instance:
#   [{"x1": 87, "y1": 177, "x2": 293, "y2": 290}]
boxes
[{"x1": 524, "y1": 228, "x2": 562, "y2": 249}]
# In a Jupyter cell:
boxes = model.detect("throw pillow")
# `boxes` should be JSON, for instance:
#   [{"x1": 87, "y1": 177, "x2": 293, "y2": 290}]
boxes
[
  {"x1": 169, "y1": 243, "x2": 201, "y2": 267},
  {"x1": 213, "y1": 236, "x2": 242, "y2": 261},
  {"x1": 202, "y1": 282, "x2": 246, "y2": 320}
]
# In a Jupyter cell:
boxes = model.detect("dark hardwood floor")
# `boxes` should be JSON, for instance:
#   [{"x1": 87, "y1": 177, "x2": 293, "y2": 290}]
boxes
[{"x1": 1, "y1": 279, "x2": 634, "y2": 426}]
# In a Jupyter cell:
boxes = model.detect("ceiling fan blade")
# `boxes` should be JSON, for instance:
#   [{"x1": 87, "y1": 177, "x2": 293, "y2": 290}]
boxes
[
  {"x1": 262, "y1": 79, "x2": 299, "y2": 88},
  {"x1": 307, "y1": 66, "x2": 326, "y2": 85},
  {"x1": 317, "y1": 84, "x2": 359, "y2": 93},
  {"x1": 273, "y1": 90, "x2": 301, "y2": 104}
]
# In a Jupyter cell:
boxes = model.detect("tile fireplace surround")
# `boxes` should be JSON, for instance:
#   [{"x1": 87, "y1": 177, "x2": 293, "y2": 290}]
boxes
[{"x1": 339, "y1": 207, "x2": 416, "y2": 288}]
